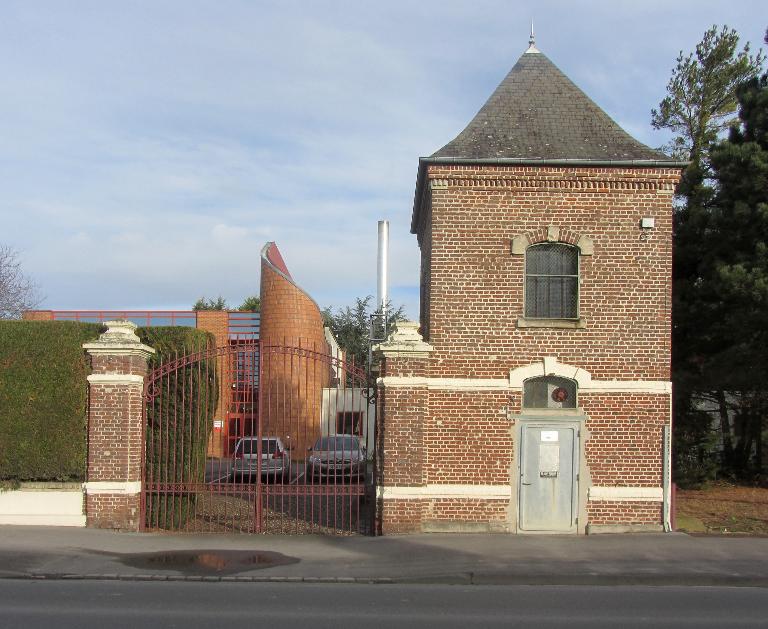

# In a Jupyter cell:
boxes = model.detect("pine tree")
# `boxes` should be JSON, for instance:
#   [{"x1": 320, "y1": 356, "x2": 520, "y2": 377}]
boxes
[
  {"x1": 702, "y1": 75, "x2": 768, "y2": 476},
  {"x1": 652, "y1": 25, "x2": 764, "y2": 484}
]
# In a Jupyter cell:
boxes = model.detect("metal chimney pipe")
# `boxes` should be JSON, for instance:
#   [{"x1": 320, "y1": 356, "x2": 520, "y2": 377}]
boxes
[{"x1": 377, "y1": 220, "x2": 389, "y2": 316}]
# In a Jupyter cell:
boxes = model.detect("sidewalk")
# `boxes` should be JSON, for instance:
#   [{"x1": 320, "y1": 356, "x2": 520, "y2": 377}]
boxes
[{"x1": 2, "y1": 526, "x2": 768, "y2": 586}]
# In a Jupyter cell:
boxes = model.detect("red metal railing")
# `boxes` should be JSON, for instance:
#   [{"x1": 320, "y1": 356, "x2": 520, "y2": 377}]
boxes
[{"x1": 141, "y1": 339, "x2": 375, "y2": 535}]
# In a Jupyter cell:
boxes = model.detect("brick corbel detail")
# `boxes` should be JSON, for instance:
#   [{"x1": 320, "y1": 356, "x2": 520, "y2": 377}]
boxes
[
  {"x1": 83, "y1": 321, "x2": 155, "y2": 531},
  {"x1": 373, "y1": 322, "x2": 433, "y2": 533}
]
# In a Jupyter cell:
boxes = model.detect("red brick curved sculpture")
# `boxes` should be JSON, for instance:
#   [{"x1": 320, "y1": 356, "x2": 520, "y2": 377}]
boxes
[{"x1": 259, "y1": 242, "x2": 330, "y2": 455}]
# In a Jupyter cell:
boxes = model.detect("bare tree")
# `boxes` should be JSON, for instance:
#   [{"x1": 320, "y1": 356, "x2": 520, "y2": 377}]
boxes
[{"x1": 0, "y1": 245, "x2": 41, "y2": 319}]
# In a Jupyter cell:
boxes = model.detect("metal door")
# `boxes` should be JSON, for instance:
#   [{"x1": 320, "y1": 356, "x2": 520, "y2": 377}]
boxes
[{"x1": 518, "y1": 423, "x2": 578, "y2": 532}]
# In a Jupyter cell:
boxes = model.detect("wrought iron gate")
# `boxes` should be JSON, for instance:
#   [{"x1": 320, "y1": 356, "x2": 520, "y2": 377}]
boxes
[{"x1": 141, "y1": 340, "x2": 376, "y2": 534}]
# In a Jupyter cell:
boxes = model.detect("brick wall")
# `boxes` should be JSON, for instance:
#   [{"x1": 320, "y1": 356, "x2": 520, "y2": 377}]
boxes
[
  {"x1": 21, "y1": 310, "x2": 54, "y2": 321},
  {"x1": 425, "y1": 391, "x2": 512, "y2": 484},
  {"x1": 196, "y1": 311, "x2": 228, "y2": 348},
  {"x1": 417, "y1": 165, "x2": 677, "y2": 381},
  {"x1": 377, "y1": 163, "x2": 679, "y2": 534},
  {"x1": 581, "y1": 393, "x2": 668, "y2": 487},
  {"x1": 587, "y1": 501, "x2": 663, "y2": 526}
]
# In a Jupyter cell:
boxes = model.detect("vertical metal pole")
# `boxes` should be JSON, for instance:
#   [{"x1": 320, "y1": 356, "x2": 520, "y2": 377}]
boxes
[
  {"x1": 377, "y1": 220, "x2": 389, "y2": 318},
  {"x1": 256, "y1": 338, "x2": 264, "y2": 533}
]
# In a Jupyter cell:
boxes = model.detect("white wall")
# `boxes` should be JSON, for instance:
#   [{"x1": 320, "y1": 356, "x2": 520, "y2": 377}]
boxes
[
  {"x1": 0, "y1": 483, "x2": 85, "y2": 526},
  {"x1": 320, "y1": 388, "x2": 376, "y2": 455}
]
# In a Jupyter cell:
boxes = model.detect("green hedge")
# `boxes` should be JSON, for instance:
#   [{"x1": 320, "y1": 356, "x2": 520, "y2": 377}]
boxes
[
  {"x1": 138, "y1": 327, "x2": 218, "y2": 530},
  {"x1": 0, "y1": 321, "x2": 103, "y2": 484}
]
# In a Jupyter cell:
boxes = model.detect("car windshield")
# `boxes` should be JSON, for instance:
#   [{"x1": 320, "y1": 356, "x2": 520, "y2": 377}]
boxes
[
  {"x1": 313, "y1": 436, "x2": 361, "y2": 451},
  {"x1": 237, "y1": 439, "x2": 279, "y2": 455}
]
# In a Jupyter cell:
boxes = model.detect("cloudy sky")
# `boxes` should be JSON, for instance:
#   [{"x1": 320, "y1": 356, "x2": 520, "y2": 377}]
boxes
[{"x1": 1, "y1": 1, "x2": 765, "y2": 318}]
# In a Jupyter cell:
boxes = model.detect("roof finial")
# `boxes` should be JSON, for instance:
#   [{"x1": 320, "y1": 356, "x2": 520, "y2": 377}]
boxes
[{"x1": 525, "y1": 20, "x2": 540, "y2": 54}]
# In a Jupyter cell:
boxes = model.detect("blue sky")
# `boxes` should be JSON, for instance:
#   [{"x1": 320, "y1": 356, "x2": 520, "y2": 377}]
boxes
[{"x1": 1, "y1": 1, "x2": 765, "y2": 319}]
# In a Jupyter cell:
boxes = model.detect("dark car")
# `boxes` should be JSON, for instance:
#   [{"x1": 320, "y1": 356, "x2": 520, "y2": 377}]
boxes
[{"x1": 307, "y1": 435, "x2": 366, "y2": 481}]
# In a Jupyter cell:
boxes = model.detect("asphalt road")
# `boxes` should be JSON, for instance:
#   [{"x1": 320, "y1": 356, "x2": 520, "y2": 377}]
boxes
[{"x1": 1, "y1": 581, "x2": 767, "y2": 628}]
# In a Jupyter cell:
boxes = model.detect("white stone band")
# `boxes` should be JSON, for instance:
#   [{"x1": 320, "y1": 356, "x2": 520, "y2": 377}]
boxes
[
  {"x1": 87, "y1": 374, "x2": 144, "y2": 386},
  {"x1": 378, "y1": 377, "x2": 509, "y2": 390},
  {"x1": 588, "y1": 486, "x2": 663, "y2": 502},
  {"x1": 378, "y1": 484, "x2": 512, "y2": 500},
  {"x1": 378, "y1": 375, "x2": 671, "y2": 394},
  {"x1": 82, "y1": 345, "x2": 155, "y2": 358},
  {"x1": 582, "y1": 381, "x2": 672, "y2": 394},
  {"x1": 83, "y1": 481, "x2": 142, "y2": 495}
]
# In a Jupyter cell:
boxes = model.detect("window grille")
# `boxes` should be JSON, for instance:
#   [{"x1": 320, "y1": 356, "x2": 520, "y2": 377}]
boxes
[
  {"x1": 523, "y1": 376, "x2": 577, "y2": 409},
  {"x1": 525, "y1": 243, "x2": 578, "y2": 318}
]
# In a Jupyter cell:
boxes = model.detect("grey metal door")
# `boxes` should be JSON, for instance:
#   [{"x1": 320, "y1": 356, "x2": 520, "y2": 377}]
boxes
[{"x1": 518, "y1": 423, "x2": 578, "y2": 532}]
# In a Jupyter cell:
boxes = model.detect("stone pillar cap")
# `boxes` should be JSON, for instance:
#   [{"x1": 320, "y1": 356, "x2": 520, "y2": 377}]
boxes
[
  {"x1": 83, "y1": 319, "x2": 155, "y2": 356},
  {"x1": 373, "y1": 321, "x2": 433, "y2": 358}
]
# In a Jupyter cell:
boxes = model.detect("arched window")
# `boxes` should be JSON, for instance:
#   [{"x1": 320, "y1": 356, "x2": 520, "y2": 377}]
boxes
[
  {"x1": 525, "y1": 243, "x2": 578, "y2": 319},
  {"x1": 523, "y1": 376, "x2": 577, "y2": 409}
]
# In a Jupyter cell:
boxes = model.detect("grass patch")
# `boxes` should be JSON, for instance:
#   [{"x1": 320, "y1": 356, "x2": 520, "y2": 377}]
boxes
[{"x1": 676, "y1": 483, "x2": 768, "y2": 535}]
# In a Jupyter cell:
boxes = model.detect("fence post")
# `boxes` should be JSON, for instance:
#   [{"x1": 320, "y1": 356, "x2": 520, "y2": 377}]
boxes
[{"x1": 83, "y1": 321, "x2": 155, "y2": 530}]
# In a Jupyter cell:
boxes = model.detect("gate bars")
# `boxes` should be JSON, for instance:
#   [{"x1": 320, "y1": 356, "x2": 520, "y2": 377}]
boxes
[{"x1": 141, "y1": 338, "x2": 376, "y2": 535}]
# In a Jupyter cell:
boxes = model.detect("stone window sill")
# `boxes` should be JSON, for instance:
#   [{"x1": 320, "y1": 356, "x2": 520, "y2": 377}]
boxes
[{"x1": 517, "y1": 317, "x2": 587, "y2": 329}]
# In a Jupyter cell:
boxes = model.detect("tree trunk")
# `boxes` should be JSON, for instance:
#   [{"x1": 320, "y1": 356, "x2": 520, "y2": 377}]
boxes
[{"x1": 716, "y1": 389, "x2": 734, "y2": 471}]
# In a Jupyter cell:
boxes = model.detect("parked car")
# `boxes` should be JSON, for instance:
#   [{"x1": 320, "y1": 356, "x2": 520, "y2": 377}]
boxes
[
  {"x1": 307, "y1": 435, "x2": 366, "y2": 481},
  {"x1": 230, "y1": 436, "x2": 290, "y2": 482}
]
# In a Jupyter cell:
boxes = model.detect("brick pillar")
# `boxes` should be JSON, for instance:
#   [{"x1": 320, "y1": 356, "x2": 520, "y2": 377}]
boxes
[
  {"x1": 374, "y1": 321, "x2": 433, "y2": 534},
  {"x1": 83, "y1": 321, "x2": 155, "y2": 530}
]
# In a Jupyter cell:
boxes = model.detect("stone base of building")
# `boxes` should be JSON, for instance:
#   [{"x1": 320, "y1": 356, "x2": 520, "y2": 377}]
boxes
[
  {"x1": 423, "y1": 520, "x2": 511, "y2": 533},
  {"x1": 379, "y1": 494, "x2": 513, "y2": 534},
  {"x1": 586, "y1": 523, "x2": 664, "y2": 534},
  {"x1": 380, "y1": 495, "x2": 666, "y2": 534},
  {"x1": 86, "y1": 493, "x2": 140, "y2": 531}
]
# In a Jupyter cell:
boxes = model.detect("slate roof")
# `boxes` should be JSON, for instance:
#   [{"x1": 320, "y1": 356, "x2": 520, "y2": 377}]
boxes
[{"x1": 431, "y1": 48, "x2": 673, "y2": 162}]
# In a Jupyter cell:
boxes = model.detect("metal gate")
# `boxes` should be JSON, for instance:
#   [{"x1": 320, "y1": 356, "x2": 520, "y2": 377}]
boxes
[{"x1": 141, "y1": 340, "x2": 376, "y2": 534}]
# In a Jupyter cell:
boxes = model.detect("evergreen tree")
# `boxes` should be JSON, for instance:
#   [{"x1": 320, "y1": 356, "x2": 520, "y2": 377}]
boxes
[
  {"x1": 237, "y1": 295, "x2": 260, "y2": 311},
  {"x1": 192, "y1": 296, "x2": 228, "y2": 311},
  {"x1": 702, "y1": 74, "x2": 768, "y2": 476},
  {"x1": 652, "y1": 25, "x2": 764, "y2": 484},
  {"x1": 192, "y1": 295, "x2": 260, "y2": 311}
]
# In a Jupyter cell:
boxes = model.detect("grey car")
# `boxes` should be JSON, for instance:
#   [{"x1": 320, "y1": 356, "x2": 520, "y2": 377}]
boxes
[
  {"x1": 230, "y1": 437, "x2": 290, "y2": 482},
  {"x1": 307, "y1": 435, "x2": 366, "y2": 481}
]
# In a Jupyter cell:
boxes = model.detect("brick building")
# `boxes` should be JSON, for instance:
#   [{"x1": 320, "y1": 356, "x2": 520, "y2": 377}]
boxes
[{"x1": 375, "y1": 39, "x2": 685, "y2": 533}]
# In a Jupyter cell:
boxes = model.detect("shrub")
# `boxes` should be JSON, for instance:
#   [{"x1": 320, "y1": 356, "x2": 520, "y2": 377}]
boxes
[
  {"x1": 0, "y1": 321, "x2": 102, "y2": 484},
  {"x1": 138, "y1": 327, "x2": 218, "y2": 529}
]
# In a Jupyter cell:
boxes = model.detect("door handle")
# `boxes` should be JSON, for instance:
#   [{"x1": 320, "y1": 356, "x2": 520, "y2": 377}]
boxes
[{"x1": 522, "y1": 482, "x2": 532, "y2": 486}]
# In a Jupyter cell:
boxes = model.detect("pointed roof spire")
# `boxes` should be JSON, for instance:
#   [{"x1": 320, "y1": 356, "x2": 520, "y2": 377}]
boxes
[{"x1": 526, "y1": 21, "x2": 539, "y2": 54}]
